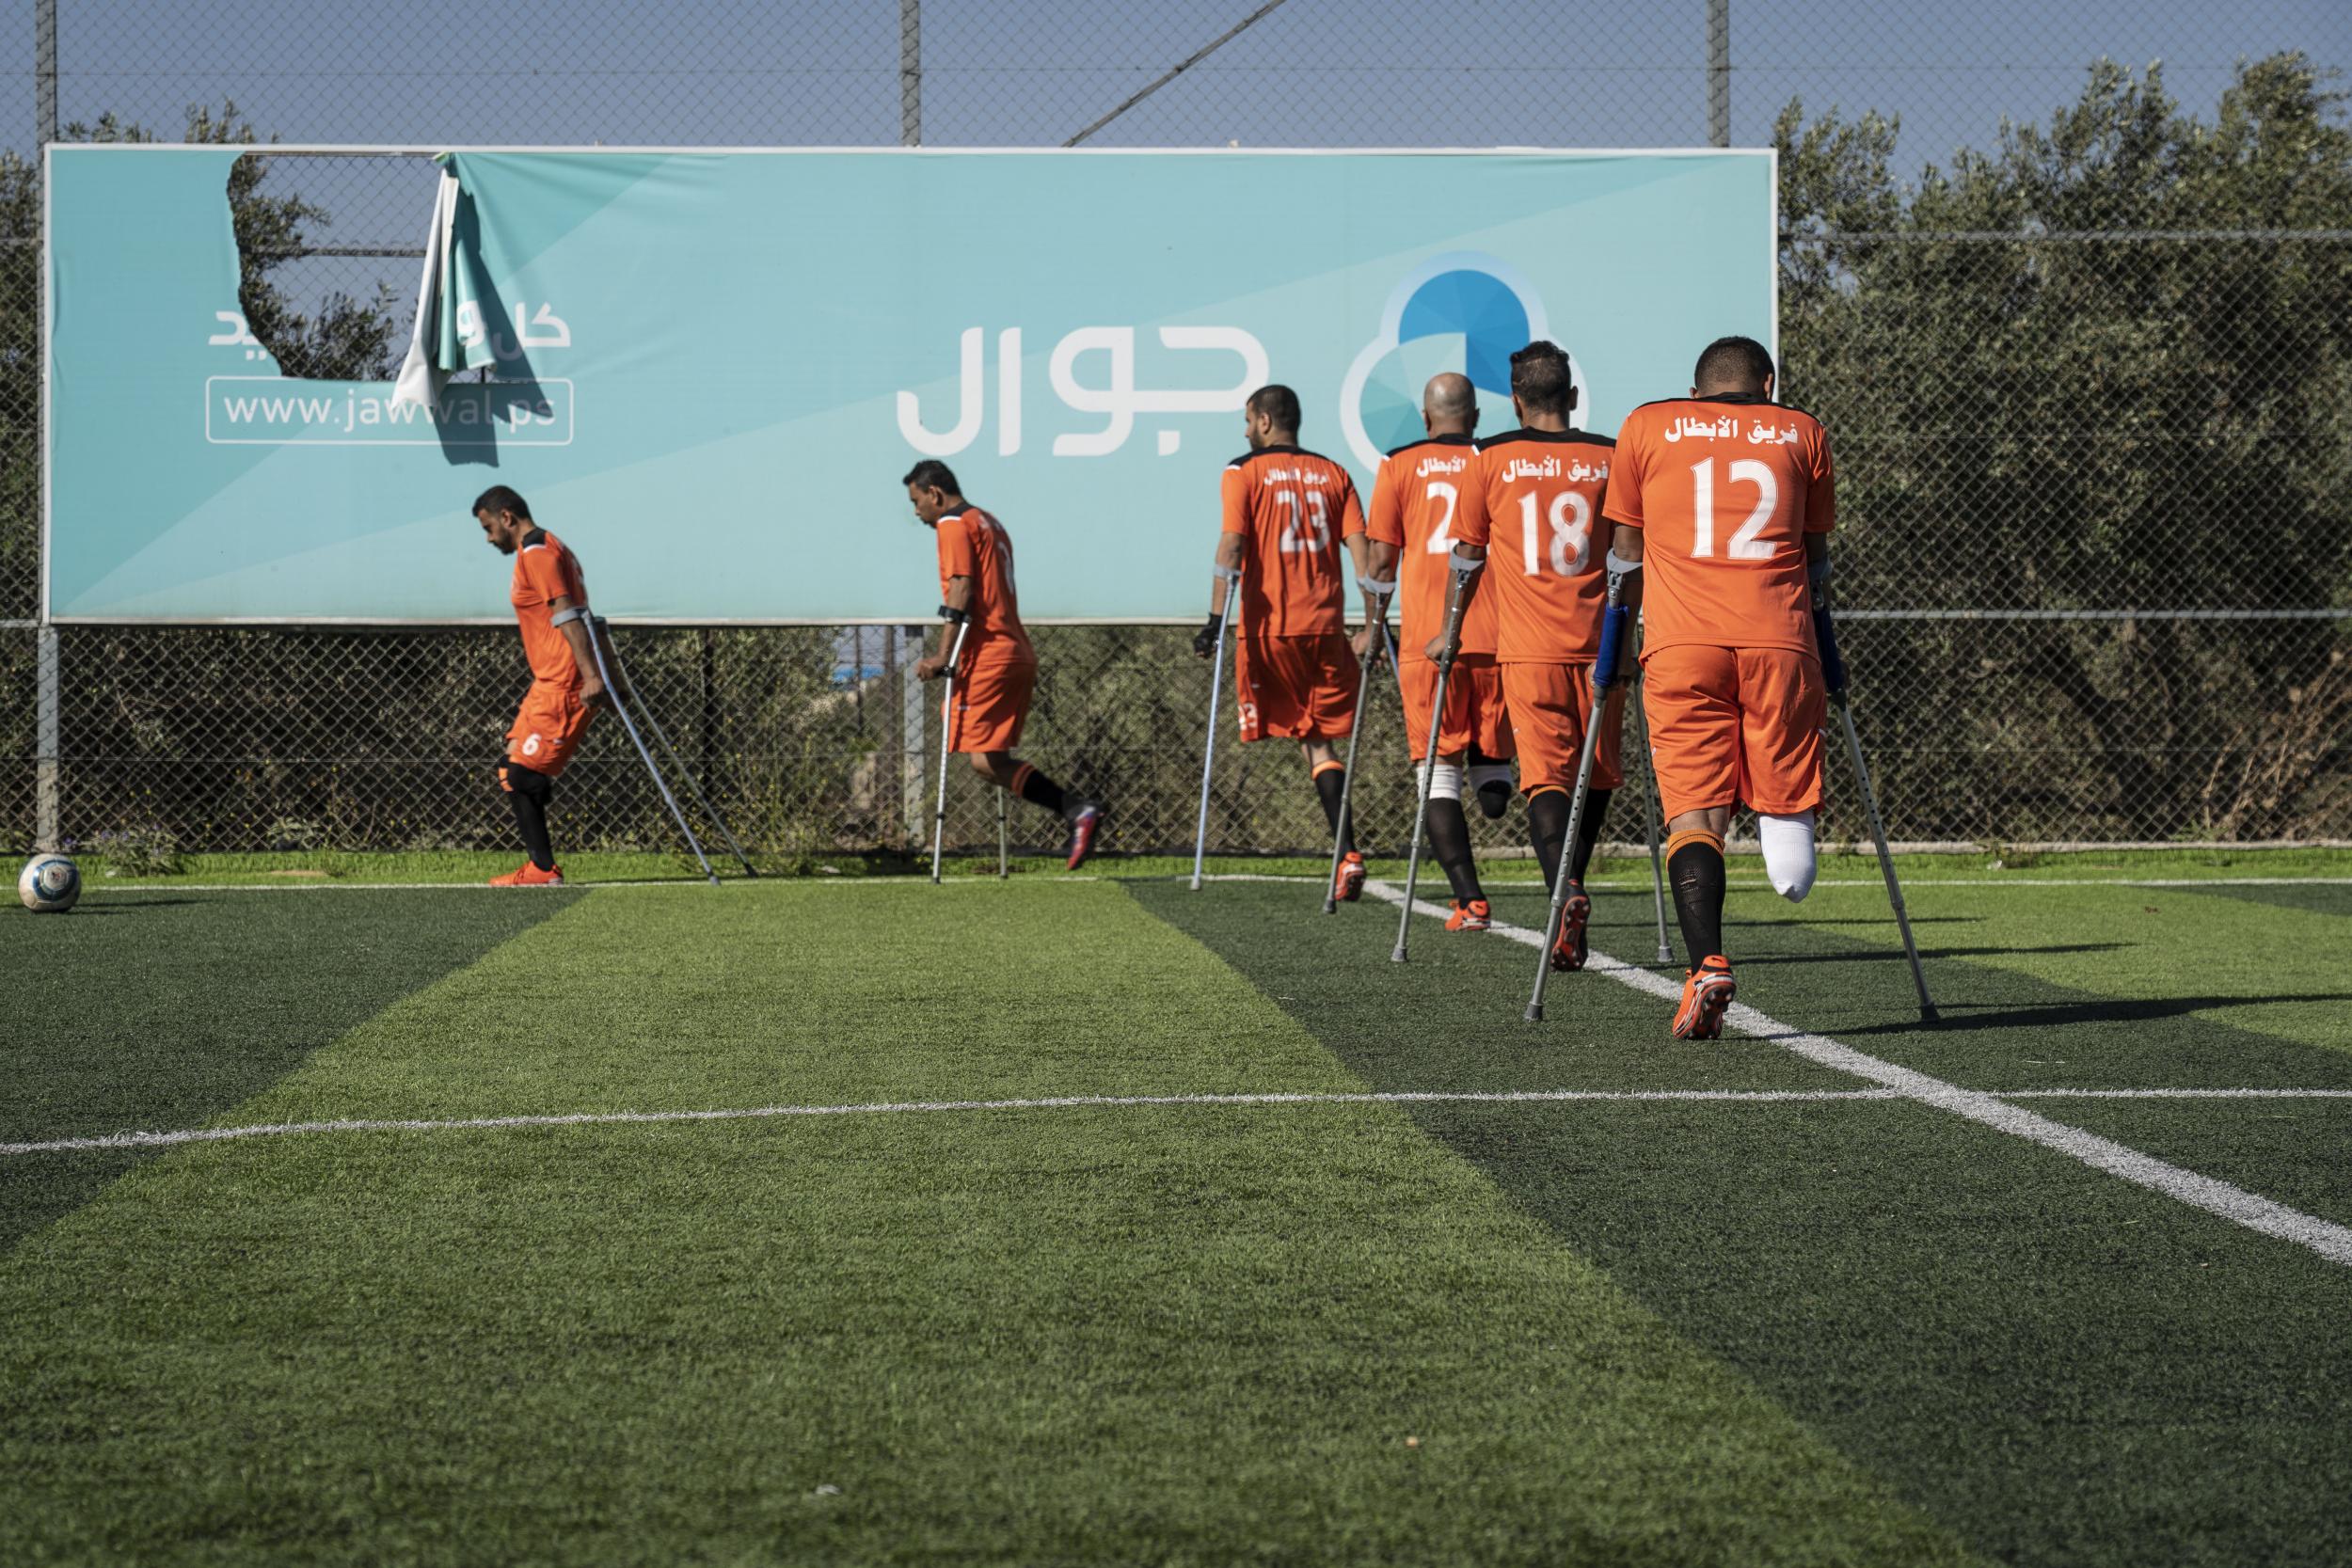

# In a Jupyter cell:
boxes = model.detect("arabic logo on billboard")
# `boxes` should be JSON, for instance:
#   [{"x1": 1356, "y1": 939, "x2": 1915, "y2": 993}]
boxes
[{"x1": 1339, "y1": 254, "x2": 1582, "y2": 471}]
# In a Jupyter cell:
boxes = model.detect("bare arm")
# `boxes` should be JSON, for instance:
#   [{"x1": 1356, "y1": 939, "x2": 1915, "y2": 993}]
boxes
[
  {"x1": 916, "y1": 576, "x2": 975, "y2": 679},
  {"x1": 1208, "y1": 532, "x2": 1246, "y2": 617},
  {"x1": 551, "y1": 594, "x2": 608, "y2": 705}
]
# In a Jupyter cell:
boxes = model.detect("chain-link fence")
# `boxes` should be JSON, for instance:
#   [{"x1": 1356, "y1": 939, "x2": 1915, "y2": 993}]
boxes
[{"x1": 2, "y1": 1, "x2": 2346, "y2": 861}]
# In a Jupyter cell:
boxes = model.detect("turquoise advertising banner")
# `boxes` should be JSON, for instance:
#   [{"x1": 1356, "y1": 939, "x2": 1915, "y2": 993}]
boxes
[{"x1": 45, "y1": 147, "x2": 1774, "y2": 622}]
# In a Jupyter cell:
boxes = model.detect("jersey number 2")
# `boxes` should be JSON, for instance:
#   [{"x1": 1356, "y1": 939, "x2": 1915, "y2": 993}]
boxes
[{"x1": 1689, "y1": 458, "x2": 1778, "y2": 560}]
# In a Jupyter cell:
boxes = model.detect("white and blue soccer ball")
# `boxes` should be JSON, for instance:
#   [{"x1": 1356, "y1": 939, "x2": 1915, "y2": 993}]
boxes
[{"x1": 18, "y1": 853, "x2": 81, "y2": 913}]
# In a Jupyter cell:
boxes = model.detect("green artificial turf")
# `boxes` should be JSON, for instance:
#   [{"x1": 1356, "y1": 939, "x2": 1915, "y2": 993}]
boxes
[
  {"x1": 0, "y1": 882, "x2": 1972, "y2": 1567},
  {"x1": 1135, "y1": 877, "x2": 2352, "y2": 1567},
  {"x1": 3, "y1": 871, "x2": 2348, "y2": 1565}
]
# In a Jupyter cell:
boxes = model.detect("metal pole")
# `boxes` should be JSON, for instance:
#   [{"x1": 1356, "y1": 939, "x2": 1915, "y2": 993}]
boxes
[
  {"x1": 996, "y1": 787, "x2": 1008, "y2": 879},
  {"x1": 37, "y1": 0, "x2": 56, "y2": 147},
  {"x1": 899, "y1": 0, "x2": 921, "y2": 148},
  {"x1": 34, "y1": 628, "x2": 58, "y2": 851},
  {"x1": 1707, "y1": 0, "x2": 1730, "y2": 148},
  {"x1": 35, "y1": 1, "x2": 56, "y2": 850},
  {"x1": 901, "y1": 626, "x2": 925, "y2": 850}
]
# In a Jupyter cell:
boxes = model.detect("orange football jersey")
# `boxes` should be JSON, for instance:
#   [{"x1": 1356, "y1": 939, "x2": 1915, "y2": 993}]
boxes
[
  {"x1": 935, "y1": 504, "x2": 1035, "y2": 666},
  {"x1": 1366, "y1": 434, "x2": 1498, "y2": 661},
  {"x1": 1452, "y1": 429, "x2": 1615, "y2": 664},
  {"x1": 510, "y1": 529, "x2": 588, "y2": 685},
  {"x1": 1604, "y1": 395, "x2": 1835, "y2": 657},
  {"x1": 1220, "y1": 445, "x2": 1367, "y2": 638}
]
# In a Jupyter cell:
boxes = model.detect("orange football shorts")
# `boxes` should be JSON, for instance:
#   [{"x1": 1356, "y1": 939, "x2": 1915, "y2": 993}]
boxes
[
  {"x1": 1234, "y1": 633, "x2": 1359, "y2": 743},
  {"x1": 506, "y1": 678, "x2": 596, "y2": 779},
  {"x1": 949, "y1": 654, "x2": 1036, "y2": 753},
  {"x1": 1398, "y1": 655, "x2": 1514, "y2": 763},
  {"x1": 1502, "y1": 661, "x2": 1625, "y2": 797},
  {"x1": 1641, "y1": 644, "x2": 1827, "y2": 819}
]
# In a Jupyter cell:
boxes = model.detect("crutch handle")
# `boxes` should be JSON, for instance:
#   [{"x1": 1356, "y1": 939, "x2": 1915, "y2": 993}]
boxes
[{"x1": 1591, "y1": 550, "x2": 1643, "y2": 693}]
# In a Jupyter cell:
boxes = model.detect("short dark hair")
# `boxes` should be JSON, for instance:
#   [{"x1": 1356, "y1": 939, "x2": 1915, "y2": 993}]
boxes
[
  {"x1": 1509, "y1": 341, "x2": 1575, "y2": 417},
  {"x1": 472, "y1": 484, "x2": 531, "y2": 520},
  {"x1": 901, "y1": 460, "x2": 961, "y2": 493},
  {"x1": 1693, "y1": 335, "x2": 1774, "y2": 393},
  {"x1": 1247, "y1": 384, "x2": 1301, "y2": 432}
]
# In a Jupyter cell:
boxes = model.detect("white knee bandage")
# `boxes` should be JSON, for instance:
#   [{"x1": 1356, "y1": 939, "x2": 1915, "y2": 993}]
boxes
[
  {"x1": 1468, "y1": 764, "x2": 1514, "y2": 795},
  {"x1": 1425, "y1": 761, "x2": 1464, "y2": 801},
  {"x1": 1759, "y1": 810, "x2": 1818, "y2": 902}
]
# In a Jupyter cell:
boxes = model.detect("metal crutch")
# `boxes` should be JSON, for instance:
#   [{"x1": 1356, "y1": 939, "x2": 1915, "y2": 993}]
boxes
[
  {"x1": 1391, "y1": 553, "x2": 1483, "y2": 961},
  {"x1": 1629, "y1": 675, "x2": 1674, "y2": 964},
  {"x1": 929, "y1": 618, "x2": 973, "y2": 885},
  {"x1": 584, "y1": 621, "x2": 719, "y2": 887},
  {"x1": 595, "y1": 622, "x2": 756, "y2": 878},
  {"x1": 1812, "y1": 582, "x2": 1938, "y2": 1022},
  {"x1": 1189, "y1": 565, "x2": 1243, "y2": 892},
  {"x1": 1322, "y1": 574, "x2": 1397, "y2": 913},
  {"x1": 1525, "y1": 551, "x2": 1641, "y2": 1022}
]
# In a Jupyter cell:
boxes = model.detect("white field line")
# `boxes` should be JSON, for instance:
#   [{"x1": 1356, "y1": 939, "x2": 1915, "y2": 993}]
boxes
[
  {"x1": 1, "y1": 1087, "x2": 1906, "y2": 1156},
  {"x1": 1364, "y1": 880, "x2": 2352, "y2": 1268},
  {"x1": 10, "y1": 1083, "x2": 2351, "y2": 1161},
  {"x1": 57, "y1": 872, "x2": 2352, "y2": 896}
]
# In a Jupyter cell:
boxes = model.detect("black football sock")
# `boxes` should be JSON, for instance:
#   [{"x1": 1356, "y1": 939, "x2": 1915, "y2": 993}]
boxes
[
  {"x1": 1314, "y1": 765, "x2": 1356, "y2": 858},
  {"x1": 1668, "y1": 838, "x2": 1729, "y2": 967},
  {"x1": 1425, "y1": 797, "x2": 1484, "y2": 903},
  {"x1": 1569, "y1": 788, "x2": 1613, "y2": 885},
  {"x1": 1468, "y1": 748, "x2": 1513, "y2": 820},
  {"x1": 1012, "y1": 762, "x2": 1069, "y2": 818},
  {"x1": 503, "y1": 774, "x2": 555, "y2": 871},
  {"x1": 1527, "y1": 788, "x2": 1569, "y2": 891}
]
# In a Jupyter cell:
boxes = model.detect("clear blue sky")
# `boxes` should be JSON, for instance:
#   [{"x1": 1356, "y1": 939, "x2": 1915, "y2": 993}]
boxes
[
  {"x1": 3, "y1": 0, "x2": 2340, "y2": 168},
  {"x1": 8, "y1": 0, "x2": 2339, "y2": 329}
]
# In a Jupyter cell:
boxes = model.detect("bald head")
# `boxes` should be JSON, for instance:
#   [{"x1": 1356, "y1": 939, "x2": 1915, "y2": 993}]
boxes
[{"x1": 1422, "y1": 372, "x2": 1476, "y2": 436}]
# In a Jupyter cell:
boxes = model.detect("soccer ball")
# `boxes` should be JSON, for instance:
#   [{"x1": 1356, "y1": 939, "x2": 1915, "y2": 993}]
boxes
[{"x1": 18, "y1": 854, "x2": 81, "y2": 913}]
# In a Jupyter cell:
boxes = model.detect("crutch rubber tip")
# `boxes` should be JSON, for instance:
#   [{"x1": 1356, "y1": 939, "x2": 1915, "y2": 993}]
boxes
[
  {"x1": 1322, "y1": 900, "x2": 1338, "y2": 915},
  {"x1": 1920, "y1": 1004, "x2": 1941, "y2": 1025},
  {"x1": 1523, "y1": 1004, "x2": 1545, "y2": 1023},
  {"x1": 1390, "y1": 946, "x2": 1409, "y2": 963},
  {"x1": 1658, "y1": 945, "x2": 1675, "y2": 964}
]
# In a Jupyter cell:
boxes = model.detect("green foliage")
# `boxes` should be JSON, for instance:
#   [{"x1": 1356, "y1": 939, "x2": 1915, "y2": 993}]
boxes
[{"x1": 1777, "y1": 54, "x2": 2352, "y2": 837}]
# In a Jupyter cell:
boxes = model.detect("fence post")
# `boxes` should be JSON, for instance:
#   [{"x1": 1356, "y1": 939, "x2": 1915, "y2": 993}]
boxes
[
  {"x1": 34, "y1": 627, "x2": 58, "y2": 850},
  {"x1": 1707, "y1": 0, "x2": 1730, "y2": 148},
  {"x1": 899, "y1": 0, "x2": 921, "y2": 148},
  {"x1": 901, "y1": 627, "x2": 925, "y2": 849},
  {"x1": 37, "y1": 0, "x2": 56, "y2": 146}
]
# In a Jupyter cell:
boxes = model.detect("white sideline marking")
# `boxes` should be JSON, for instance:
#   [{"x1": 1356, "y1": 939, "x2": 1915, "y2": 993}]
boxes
[
  {"x1": 8, "y1": 1085, "x2": 2349, "y2": 1163},
  {"x1": 1364, "y1": 881, "x2": 2352, "y2": 1269},
  {"x1": 0, "y1": 1088, "x2": 1905, "y2": 1157},
  {"x1": 59, "y1": 872, "x2": 2352, "y2": 897}
]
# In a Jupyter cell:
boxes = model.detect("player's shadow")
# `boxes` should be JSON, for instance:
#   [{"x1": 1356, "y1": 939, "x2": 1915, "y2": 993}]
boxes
[
  {"x1": 1835, "y1": 992, "x2": 2352, "y2": 1035},
  {"x1": 1720, "y1": 914, "x2": 1979, "y2": 927},
  {"x1": 1734, "y1": 942, "x2": 2127, "y2": 967}
]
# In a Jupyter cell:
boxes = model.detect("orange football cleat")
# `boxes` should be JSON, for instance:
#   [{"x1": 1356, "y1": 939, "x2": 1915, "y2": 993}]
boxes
[
  {"x1": 1445, "y1": 898, "x2": 1492, "y2": 932},
  {"x1": 1333, "y1": 850, "x2": 1367, "y2": 904},
  {"x1": 1671, "y1": 956, "x2": 1737, "y2": 1039},
  {"x1": 1066, "y1": 804, "x2": 1103, "y2": 871},
  {"x1": 1549, "y1": 883, "x2": 1591, "y2": 972},
  {"x1": 488, "y1": 861, "x2": 564, "y2": 887}
]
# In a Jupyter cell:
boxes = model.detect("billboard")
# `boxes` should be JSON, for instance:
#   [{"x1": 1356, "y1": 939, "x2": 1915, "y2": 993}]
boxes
[{"x1": 45, "y1": 146, "x2": 1774, "y2": 623}]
